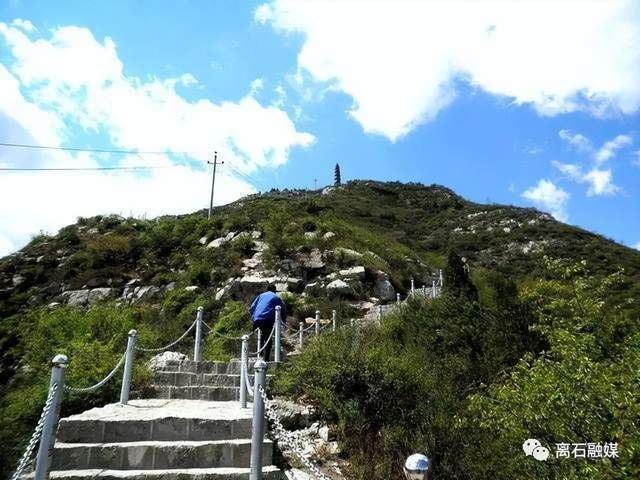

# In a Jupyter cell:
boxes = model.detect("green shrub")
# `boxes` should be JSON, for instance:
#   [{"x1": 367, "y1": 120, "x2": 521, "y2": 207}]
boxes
[{"x1": 202, "y1": 301, "x2": 253, "y2": 362}]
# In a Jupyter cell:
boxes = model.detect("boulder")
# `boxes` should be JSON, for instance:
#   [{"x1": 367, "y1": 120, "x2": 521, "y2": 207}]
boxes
[
  {"x1": 135, "y1": 285, "x2": 163, "y2": 302},
  {"x1": 239, "y1": 275, "x2": 269, "y2": 297},
  {"x1": 206, "y1": 231, "x2": 237, "y2": 249},
  {"x1": 323, "y1": 231, "x2": 336, "y2": 240},
  {"x1": 271, "y1": 398, "x2": 314, "y2": 430},
  {"x1": 304, "y1": 231, "x2": 317, "y2": 239},
  {"x1": 184, "y1": 285, "x2": 199, "y2": 292},
  {"x1": 286, "y1": 277, "x2": 303, "y2": 292},
  {"x1": 339, "y1": 266, "x2": 365, "y2": 281},
  {"x1": 374, "y1": 274, "x2": 395, "y2": 301},
  {"x1": 326, "y1": 279, "x2": 353, "y2": 298},
  {"x1": 198, "y1": 236, "x2": 208, "y2": 245},
  {"x1": 88, "y1": 288, "x2": 116, "y2": 303},
  {"x1": 165, "y1": 282, "x2": 176, "y2": 292},
  {"x1": 303, "y1": 281, "x2": 323, "y2": 296},
  {"x1": 279, "y1": 258, "x2": 302, "y2": 275},
  {"x1": 122, "y1": 278, "x2": 141, "y2": 300},
  {"x1": 243, "y1": 257, "x2": 261, "y2": 269},
  {"x1": 333, "y1": 247, "x2": 363, "y2": 260},
  {"x1": 299, "y1": 248, "x2": 325, "y2": 270},
  {"x1": 63, "y1": 289, "x2": 90, "y2": 306},
  {"x1": 231, "y1": 231, "x2": 251, "y2": 243},
  {"x1": 147, "y1": 351, "x2": 188, "y2": 371},
  {"x1": 12, "y1": 274, "x2": 25, "y2": 287},
  {"x1": 251, "y1": 230, "x2": 262, "y2": 239}
]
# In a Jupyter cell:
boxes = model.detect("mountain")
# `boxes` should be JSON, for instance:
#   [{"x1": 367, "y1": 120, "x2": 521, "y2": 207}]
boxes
[{"x1": 1, "y1": 179, "x2": 639, "y2": 477}]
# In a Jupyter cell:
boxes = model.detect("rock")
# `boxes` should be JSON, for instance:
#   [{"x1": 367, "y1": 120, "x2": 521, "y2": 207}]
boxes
[
  {"x1": 251, "y1": 230, "x2": 262, "y2": 239},
  {"x1": 88, "y1": 288, "x2": 116, "y2": 303},
  {"x1": 279, "y1": 258, "x2": 301, "y2": 275},
  {"x1": 84, "y1": 277, "x2": 104, "y2": 288},
  {"x1": 318, "y1": 424, "x2": 337, "y2": 442},
  {"x1": 207, "y1": 236, "x2": 228, "y2": 249},
  {"x1": 147, "y1": 351, "x2": 188, "y2": 371},
  {"x1": 165, "y1": 282, "x2": 176, "y2": 292},
  {"x1": 271, "y1": 399, "x2": 314, "y2": 430},
  {"x1": 374, "y1": 273, "x2": 395, "y2": 301},
  {"x1": 231, "y1": 231, "x2": 251, "y2": 243},
  {"x1": 243, "y1": 258, "x2": 261, "y2": 269},
  {"x1": 47, "y1": 302, "x2": 61, "y2": 308},
  {"x1": 299, "y1": 248, "x2": 325, "y2": 270},
  {"x1": 63, "y1": 289, "x2": 90, "y2": 306},
  {"x1": 349, "y1": 300, "x2": 375, "y2": 312},
  {"x1": 12, "y1": 274, "x2": 25, "y2": 287},
  {"x1": 198, "y1": 236, "x2": 208, "y2": 245},
  {"x1": 339, "y1": 266, "x2": 365, "y2": 281},
  {"x1": 285, "y1": 469, "x2": 313, "y2": 480},
  {"x1": 253, "y1": 240, "x2": 269, "y2": 252},
  {"x1": 239, "y1": 275, "x2": 269, "y2": 297},
  {"x1": 122, "y1": 278, "x2": 141, "y2": 300},
  {"x1": 135, "y1": 285, "x2": 163, "y2": 302},
  {"x1": 303, "y1": 281, "x2": 323, "y2": 296},
  {"x1": 326, "y1": 279, "x2": 353, "y2": 298},
  {"x1": 322, "y1": 186, "x2": 334, "y2": 195},
  {"x1": 323, "y1": 231, "x2": 336, "y2": 240},
  {"x1": 286, "y1": 277, "x2": 303, "y2": 292},
  {"x1": 184, "y1": 285, "x2": 199, "y2": 292},
  {"x1": 333, "y1": 247, "x2": 363, "y2": 260},
  {"x1": 304, "y1": 231, "x2": 317, "y2": 239},
  {"x1": 215, "y1": 278, "x2": 240, "y2": 301}
]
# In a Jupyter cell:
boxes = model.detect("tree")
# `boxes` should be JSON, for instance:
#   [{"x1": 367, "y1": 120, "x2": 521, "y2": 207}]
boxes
[{"x1": 334, "y1": 163, "x2": 341, "y2": 186}]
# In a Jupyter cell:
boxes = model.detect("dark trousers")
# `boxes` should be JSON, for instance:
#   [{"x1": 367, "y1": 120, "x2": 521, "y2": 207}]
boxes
[{"x1": 255, "y1": 321, "x2": 274, "y2": 361}]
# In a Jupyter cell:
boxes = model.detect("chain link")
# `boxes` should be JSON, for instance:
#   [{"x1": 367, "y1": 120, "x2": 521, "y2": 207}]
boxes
[
  {"x1": 10, "y1": 383, "x2": 59, "y2": 480},
  {"x1": 64, "y1": 353, "x2": 126, "y2": 393},
  {"x1": 259, "y1": 386, "x2": 333, "y2": 480},
  {"x1": 251, "y1": 326, "x2": 275, "y2": 355},
  {"x1": 135, "y1": 320, "x2": 196, "y2": 352}
]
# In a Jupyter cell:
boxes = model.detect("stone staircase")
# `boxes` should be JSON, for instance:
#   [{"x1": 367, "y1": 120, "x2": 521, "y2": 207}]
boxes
[{"x1": 33, "y1": 358, "x2": 282, "y2": 479}]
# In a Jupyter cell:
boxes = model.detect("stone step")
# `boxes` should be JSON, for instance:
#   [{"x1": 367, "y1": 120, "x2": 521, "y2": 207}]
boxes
[
  {"x1": 57, "y1": 400, "x2": 255, "y2": 443},
  {"x1": 151, "y1": 386, "x2": 239, "y2": 401},
  {"x1": 158, "y1": 359, "x2": 276, "y2": 375},
  {"x1": 51, "y1": 439, "x2": 273, "y2": 471},
  {"x1": 153, "y1": 372, "x2": 275, "y2": 388},
  {"x1": 23, "y1": 466, "x2": 283, "y2": 479}
]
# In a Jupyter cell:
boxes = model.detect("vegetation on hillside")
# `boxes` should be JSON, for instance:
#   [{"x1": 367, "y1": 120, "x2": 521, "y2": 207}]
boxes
[{"x1": 272, "y1": 258, "x2": 640, "y2": 480}]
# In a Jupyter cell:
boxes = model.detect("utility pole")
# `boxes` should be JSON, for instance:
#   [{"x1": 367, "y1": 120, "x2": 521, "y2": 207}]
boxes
[
  {"x1": 313, "y1": 178, "x2": 317, "y2": 190},
  {"x1": 207, "y1": 151, "x2": 223, "y2": 220}
]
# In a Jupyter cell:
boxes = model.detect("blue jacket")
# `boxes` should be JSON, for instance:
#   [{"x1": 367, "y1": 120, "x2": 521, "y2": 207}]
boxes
[{"x1": 250, "y1": 291, "x2": 288, "y2": 326}]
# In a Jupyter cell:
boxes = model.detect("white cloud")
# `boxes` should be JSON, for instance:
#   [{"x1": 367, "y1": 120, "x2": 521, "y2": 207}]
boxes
[
  {"x1": 11, "y1": 18, "x2": 36, "y2": 32},
  {"x1": 249, "y1": 78, "x2": 265, "y2": 96},
  {"x1": 582, "y1": 168, "x2": 620, "y2": 196},
  {"x1": 552, "y1": 161, "x2": 620, "y2": 197},
  {"x1": 593, "y1": 134, "x2": 633, "y2": 163},
  {"x1": 0, "y1": 22, "x2": 314, "y2": 256},
  {"x1": 634, "y1": 242, "x2": 640, "y2": 251},
  {"x1": 558, "y1": 129, "x2": 592, "y2": 152},
  {"x1": 522, "y1": 179, "x2": 570, "y2": 222},
  {"x1": 257, "y1": 0, "x2": 640, "y2": 141}
]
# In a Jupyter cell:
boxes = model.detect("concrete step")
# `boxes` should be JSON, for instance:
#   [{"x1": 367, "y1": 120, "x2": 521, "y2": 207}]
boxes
[
  {"x1": 51, "y1": 439, "x2": 273, "y2": 470},
  {"x1": 151, "y1": 386, "x2": 239, "y2": 401},
  {"x1": 23, "y1": 466, "x2": 283, "y2": 479},
  {"x1": 158, "y1": 359, "x2": 276, "y2": 375},
  {"x1": 57, "y1": 400, "x2": 255, "y2": 443}
]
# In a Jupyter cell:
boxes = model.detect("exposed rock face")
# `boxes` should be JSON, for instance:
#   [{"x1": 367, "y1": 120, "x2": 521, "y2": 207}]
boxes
[
  {"x1": 12, "y1": 274, "x2": 25, "y2": 287},
  {"x1": 122, "y1": 279, "x2": 141, "y2": 300},
  {"x1": 239, "y1": 275, "x2": 269, "y2": 298},
  {"x1": 326, "y1": 279, "x2": 353, "y2": 298},
  {"x1": 374, "y1": 272, "x2": 395, "y2": 301},
  {"x1": 332, "y1": 247, "x2": 363, "y2": 261},
  {"x1": 270, "y1": 398, "x2": 314, "y2": 430},
  {"x1": 303, "y1": 281, "x2": 323, "y2": 296}
]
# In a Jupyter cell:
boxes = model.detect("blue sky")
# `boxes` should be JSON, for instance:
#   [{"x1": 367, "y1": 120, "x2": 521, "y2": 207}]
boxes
[{"x1": 0, "y1": 0, "x2": 638, "y2": 256}]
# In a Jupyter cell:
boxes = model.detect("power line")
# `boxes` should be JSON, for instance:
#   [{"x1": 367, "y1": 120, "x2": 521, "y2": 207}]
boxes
[
  {"x1": 224, "y1": 161, "x2": 267, "y2": 191},
  {"x1": 0, "y1": 142, "x2": 199, "y2": 156}
]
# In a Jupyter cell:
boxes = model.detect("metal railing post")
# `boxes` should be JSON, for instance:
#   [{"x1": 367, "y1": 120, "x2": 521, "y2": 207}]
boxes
[
  {"x1": 332, "y1": 310, "x2": 337, "y2": 332},
  {"x1": 411, "y1": 277, "x2": 415, "y2": 295},
  {"x1": 298, "y1": 322, "x2": 303, "y2": 348},
  {"x1": 432, "y1": 280, "x2": 436, "y2": 299},
  {"x1": 397, "y1": 293, "x2": 401, "y2": 304},
  {"x1": 350, "y1": 319, "x2": 354, "y2": 327},
  {"x1": 256, "y1": 328, "x2": 262, "y2": 358},
  {"x1": 274, "y1": 306, "x2": 282, "y2": 363},
  {"x1": 194, "y1": 306, "x2": 203, "y2": 363},
  {"x1": 378, "y1": 305, "x2": 383, "y2": 321},
  {"x1": 120, "y1": 329, "x2": 137, "y2": 405},
  {"x1": 439, "y1": 269, "x2": 443, "y2": 287},
  {"x1": 34, "y1": 354, "x2": 67, "y2": 480},
  {"x1": 315, "y1": 310, "x2": 320, "y2": 336},
  {"x1": 240, "y1": 334, "x2": 249, "y2": 408},
  {"x1": 422, "y1": 285, "x2": 427, "y2": 297},
  {"x1": 249, "y1": 359, "x2": 268, "y2": 480}
]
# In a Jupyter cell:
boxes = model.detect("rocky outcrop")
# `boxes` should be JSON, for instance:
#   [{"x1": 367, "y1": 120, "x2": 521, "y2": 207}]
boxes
[
  {"x1": 373, "y1": 271, "x2": 396, "y2": 301},
  {"x1": 147, "y1": 351, "x2": 188, "y2": 371},
  {"x1": 62, "y1": 289, "x2": 90, "y2": 306},
  {"x1": 88, "y1": 288, "x2": 116, "y2": 303},
  {"x1": 326, "y1": 279, "x2": 353, "y2": 298},
  {"x1": 206, "y1": 231, "x2": 236, "y2": 249}
]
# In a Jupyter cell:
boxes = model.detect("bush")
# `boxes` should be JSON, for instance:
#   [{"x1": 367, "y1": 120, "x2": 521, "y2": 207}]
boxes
[{"x1": 202, "y1": 301, "x2": 253, "y2": 361}]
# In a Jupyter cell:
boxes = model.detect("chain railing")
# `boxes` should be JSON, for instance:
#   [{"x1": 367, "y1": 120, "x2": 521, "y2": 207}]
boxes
[
  {"x1": 134, "y1": 320, "x2": 197, "y2": 353},
  {"x1": 10, "y1": 382, "x2": 59, "y2": 480},
  {"x1": 63, "y1": 353, "x2": 126, "y2": 393}
]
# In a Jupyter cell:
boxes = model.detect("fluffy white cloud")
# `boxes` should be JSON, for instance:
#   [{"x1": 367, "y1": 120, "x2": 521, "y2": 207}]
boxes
[
  {"x1": 552, "y1": 161, "x2": 620, "y2": 197},
  {"x1": 522, "y1": 179, "x2": 570, "y2": 222},
  {"x1": 257, "y1": 0, "x2": 640, "y2": 141},
  {"x1": 594, "y1": 134, "x2": 633, "y2": 164},
  {"x1": 558, "y1": 129, "x2": 592, "y2": 153},
  {"x1": 0, "y1": 22, "x2": 314, "y2": 256},
  {"x1": 634, "y1": 242, "x2": 640, "y2": 251}
]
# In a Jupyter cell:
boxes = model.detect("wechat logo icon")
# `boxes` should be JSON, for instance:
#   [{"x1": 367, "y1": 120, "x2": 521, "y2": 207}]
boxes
[{"x1": 523, "y1": 438, "x2": 550, "y2": 461}]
